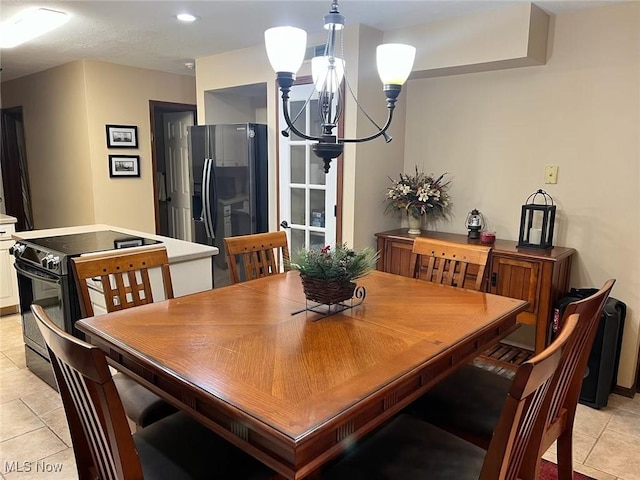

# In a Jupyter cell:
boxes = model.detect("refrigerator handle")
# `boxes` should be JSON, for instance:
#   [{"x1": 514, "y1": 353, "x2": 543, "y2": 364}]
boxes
[
  {"x1": 202, "y1": 158, "x2": 215, "y2": 240},
  {"x1": 210, "y1": 163, "x2": 219, "y2": 238}
]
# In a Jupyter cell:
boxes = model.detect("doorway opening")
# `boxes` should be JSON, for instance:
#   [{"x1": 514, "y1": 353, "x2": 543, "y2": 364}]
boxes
[
  {"x1": 0, "y1": 107, "x2": 33, "y2": 231},
  {"x1": 149, "y1": 101, "x2": 196, "y2": 237}
]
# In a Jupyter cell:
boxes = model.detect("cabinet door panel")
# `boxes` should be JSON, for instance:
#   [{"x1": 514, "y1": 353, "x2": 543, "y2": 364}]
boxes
[
  {"x1": 0, "y1": 242, "x2": 19, "y2": 308},
  {"x1": 385, "y1": 240, "x2": 414, "y2": 277},
  {"x1": 491, "y1": 256, "x2": 539, "y2": 314}
]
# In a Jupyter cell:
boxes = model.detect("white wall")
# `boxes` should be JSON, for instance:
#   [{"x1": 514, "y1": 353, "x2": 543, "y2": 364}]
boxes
[{"x1": 403, "y1": 3, "x2": 640, "y2": 388}]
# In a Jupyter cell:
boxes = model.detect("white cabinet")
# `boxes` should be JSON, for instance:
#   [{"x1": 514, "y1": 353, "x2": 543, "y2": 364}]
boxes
[{"x1": 0, "y1": 222, "x2": 19, "y2": 314}]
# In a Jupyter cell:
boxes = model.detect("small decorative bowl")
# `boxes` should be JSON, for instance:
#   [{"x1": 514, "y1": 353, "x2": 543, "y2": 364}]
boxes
[{"x1": 480, "y1": 231, "x2": 496, "y2": 244}]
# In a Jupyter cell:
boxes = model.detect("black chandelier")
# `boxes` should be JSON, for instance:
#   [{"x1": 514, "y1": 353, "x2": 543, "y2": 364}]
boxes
[{"x1": 264, "y1": 0, "x2": 416, "y2": 173}]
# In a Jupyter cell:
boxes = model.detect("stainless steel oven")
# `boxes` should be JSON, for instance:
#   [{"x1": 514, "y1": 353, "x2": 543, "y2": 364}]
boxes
[
  {"x1": 11, "y1": 230, "x2": 160, "y2": 388},
  {"x1": 15, "y1": 259, "x2": 78, "y2": 387}
]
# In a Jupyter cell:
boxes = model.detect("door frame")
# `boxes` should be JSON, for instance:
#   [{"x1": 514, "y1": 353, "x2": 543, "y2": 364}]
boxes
[
  {"x1": 149, "y1": 100, "x2": 197, "y2": 234},
  {"x1": 275, "y1": 76, "x2": 344, "y2": 245}
]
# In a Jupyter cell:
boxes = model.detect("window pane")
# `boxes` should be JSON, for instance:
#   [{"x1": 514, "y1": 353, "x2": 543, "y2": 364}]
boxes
[
  {"x1": 291, "y1": 188, "x2": 306, "y2": 225},
  {"x1": 309, "y1": 99, "x2": 321, "y2": 137},
  {"x1": 291, "y1": 229, "x2": 305, "y2": 253},
  {"x1": 291, "y1": 146, "x2": 306, "y2": 184},
  {"x1": 290, "y1": 100, "x2": 307, "y2": 141},
  {"x1": 310, "y1": 232, "x2": 325, "y2": 249},
  {"x1": 310, "y1": 190, "x2": 326, "y2": 228},
  {"x1": 310, "y1": 155, "x2": 326, "y2": 185}
]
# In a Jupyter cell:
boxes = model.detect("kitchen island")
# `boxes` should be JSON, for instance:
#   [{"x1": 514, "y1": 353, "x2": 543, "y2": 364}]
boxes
[{"x1": 13, "y1": 224, "x2": 218, "y2": 298}]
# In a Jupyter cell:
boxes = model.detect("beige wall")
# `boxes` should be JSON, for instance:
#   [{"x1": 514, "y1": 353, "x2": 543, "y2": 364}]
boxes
[
  {"x1": 403, "y1": 3, "x2": 640, "y2": 388},
  {"x1": 1, "y1": 62, "x2": 95, "y2": 228},
  {"x1": 386, "y1": 3, "x2": 549, "y2": 77},
  {"x1": 1, "y1": 60, "x2": 196, "y2": 233},
  {"x1": 343, "y1": 25, "x2": 408, "y2": 248},
  {"x1": 204, "y1": 90, "x2": 266, "y2": 124},
  {"x1": 82, "y1": 61, "x2": 196, "y2": 233}
]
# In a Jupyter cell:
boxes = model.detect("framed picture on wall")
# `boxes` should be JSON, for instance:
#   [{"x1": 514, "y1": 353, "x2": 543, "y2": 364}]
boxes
[
  {"x1": 106, "y1": 124, "x2": 138, "y2": 148},
  {"x1": 109, "y1": 155, "x2": 140, "y2": 177}
]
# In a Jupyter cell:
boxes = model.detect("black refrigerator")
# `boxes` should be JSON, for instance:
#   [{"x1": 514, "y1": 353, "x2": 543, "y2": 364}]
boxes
[{"x1": 188, "y1": 123, "x2": 268, "y2": 287}]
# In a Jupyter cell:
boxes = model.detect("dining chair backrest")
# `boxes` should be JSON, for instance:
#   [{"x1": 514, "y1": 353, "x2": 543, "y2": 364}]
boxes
[
  {"x1": 522, "y1": 279, "x2": 615, "y2": 477},
  {"x1": 411, "y1": 237, "x2": 491, "y2": 291},
  {"x1": 72, "y1": 245, "x2": 174, "y2": 317},
  {"x1": 224, "y1": 231, "x2": 290, "y2": 284},
  {"x1": 31, "y1": 304, "x2": 144, "y2": 479},
  {"x1": 479, "y1": 313, "x2": 580, "y2": 480}
]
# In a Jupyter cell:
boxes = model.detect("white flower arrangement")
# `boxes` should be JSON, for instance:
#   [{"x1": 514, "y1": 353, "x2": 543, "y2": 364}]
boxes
[{"x1": 385, "y1": 166, "x2": 453, "y2": 220}]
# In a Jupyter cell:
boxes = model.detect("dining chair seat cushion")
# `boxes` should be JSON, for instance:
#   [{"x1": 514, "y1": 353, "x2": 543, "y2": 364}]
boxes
[
  {"x1": 324, "y1": 414, "x2": 485, "y2": 480},
  {"x1": 113, "y1": 372, "x2": 178, "y2": 428},
  {"x1": 134, "y1": 411, "x2": 274, "y2": 480},
  {"x1": 411, "y1": 364, "x2": 509, "y2": 444}
]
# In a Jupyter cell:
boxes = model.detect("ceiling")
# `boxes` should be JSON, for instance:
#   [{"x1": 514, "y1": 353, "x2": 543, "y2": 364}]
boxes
[{"x1": 0, "y1": 0, "x2": 627, "y2": 83}]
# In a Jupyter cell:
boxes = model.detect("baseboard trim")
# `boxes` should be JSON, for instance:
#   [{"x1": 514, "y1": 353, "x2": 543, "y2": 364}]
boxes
[
  {"x1": 0, "y1": 305, "x2": 20, "y2": 316},
  {"x1": 612, "y1": 384, "x2": 636, "y2": 398}
]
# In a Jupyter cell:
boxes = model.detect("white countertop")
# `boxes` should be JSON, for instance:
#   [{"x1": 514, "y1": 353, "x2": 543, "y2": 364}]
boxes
[
  {"x1": 13, "y1": 224, "x2": 218, "y2": 263},
  {"x1": 0, "y1": 214, "x2": 17, "y2": 225}
]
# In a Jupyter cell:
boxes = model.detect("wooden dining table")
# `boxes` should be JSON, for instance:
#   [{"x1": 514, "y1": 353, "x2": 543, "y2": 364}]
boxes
[{"x1": 77, "y1": 270, "x2": 528, "y2": 479}]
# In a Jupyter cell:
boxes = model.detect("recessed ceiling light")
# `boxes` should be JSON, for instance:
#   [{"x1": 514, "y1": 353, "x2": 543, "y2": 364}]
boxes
[
  {"x1": 0, "y1": 8, "x2": 69, "y2": 48},
  {"x1": 177, "y1": 13, "x2": 196, "y2": 22}
]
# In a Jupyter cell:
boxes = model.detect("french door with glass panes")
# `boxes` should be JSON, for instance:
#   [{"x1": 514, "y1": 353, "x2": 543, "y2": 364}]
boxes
[{"x1": 278, "y1": 82, "x2": 337, "y2": 255}]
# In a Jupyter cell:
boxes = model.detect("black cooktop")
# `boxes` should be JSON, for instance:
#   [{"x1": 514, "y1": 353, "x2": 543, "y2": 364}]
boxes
[{"x1": 24, "y1": 230, "x2": 161, "y2": 256}]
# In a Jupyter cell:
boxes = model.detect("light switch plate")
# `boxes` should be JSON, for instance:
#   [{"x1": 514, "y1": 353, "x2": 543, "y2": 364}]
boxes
[{"x1": 545, "y1": 165, "x2": 558, "y2": 184}]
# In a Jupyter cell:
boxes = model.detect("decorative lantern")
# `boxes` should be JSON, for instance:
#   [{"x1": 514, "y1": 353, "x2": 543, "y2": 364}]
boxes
[
  {"x1": 465, "y1": 209, "x2": 485, "y2": 239},
  {"x1": 517, "y1": 189, "x2": 556, "y2": 249}
]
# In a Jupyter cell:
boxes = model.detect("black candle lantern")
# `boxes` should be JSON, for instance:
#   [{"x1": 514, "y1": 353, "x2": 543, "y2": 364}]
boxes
[
  {"x1": 465, "y1": 209, "x2": 485, "y2": 239},
  {"x1": 517, "y1": 189, "x2": 556, "y2": 249}
]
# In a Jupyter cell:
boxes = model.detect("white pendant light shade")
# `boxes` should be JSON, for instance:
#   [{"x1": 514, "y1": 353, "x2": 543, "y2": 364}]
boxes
[
  {"x1": 264, "y1": 26, "x2": 307, "y2": 74},
  {"x1": 311, "y1": 56, "x2": 345, "y2": 93},
  {"x1": 376, "y1": 44, "x2": 416, "y2": 85}
]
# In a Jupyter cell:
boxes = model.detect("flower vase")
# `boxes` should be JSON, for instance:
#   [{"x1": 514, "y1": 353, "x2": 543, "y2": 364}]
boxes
[{"x1": 407, "y1": 214, "x2": 422, "y2": 235}]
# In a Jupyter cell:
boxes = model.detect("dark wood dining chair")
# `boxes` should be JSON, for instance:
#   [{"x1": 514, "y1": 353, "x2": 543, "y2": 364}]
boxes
[
  {"x1": 31, "y1": 304, "x2": 275, "y2": 480},
  {"x1": 224, "y1": 231, "x2": 290, "y2": 284},
  {"x1": 411, "y1": 279, "x2": 615, "y2": 480},
  {"x1": 411, "y1": 237, "x2": 491, "y2": 291},
  {"x1": 323, "y1": 313, "x2": 580, "y2": 480},
  {"x1": 72, "y1": 246, "x2": 177, "y2": 429}
]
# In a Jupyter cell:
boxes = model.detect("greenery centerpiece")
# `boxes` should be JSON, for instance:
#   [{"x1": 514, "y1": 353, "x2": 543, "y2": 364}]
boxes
[
  {"x1": 385, "y1": 166, "x2": 453, "y2": 233},
  {"x1": 288, "y1": 244, "x2": 378, "y2": 304}
]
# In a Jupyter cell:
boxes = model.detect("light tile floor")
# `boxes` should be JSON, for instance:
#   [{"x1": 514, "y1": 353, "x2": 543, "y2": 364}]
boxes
[{"x1": 1, "y1": 312, "x2": 639, "y2": 479}]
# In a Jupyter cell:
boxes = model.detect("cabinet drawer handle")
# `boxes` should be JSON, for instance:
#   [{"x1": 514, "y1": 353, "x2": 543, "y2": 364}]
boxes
[{"x1": 491, "y1": 272, "x2": 498, "y2": 287}]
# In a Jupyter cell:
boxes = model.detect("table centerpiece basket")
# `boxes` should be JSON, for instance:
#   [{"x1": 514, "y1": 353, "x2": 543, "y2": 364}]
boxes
[{"x1": 288, "y1": 244, "x2": 378, "y2": 306}]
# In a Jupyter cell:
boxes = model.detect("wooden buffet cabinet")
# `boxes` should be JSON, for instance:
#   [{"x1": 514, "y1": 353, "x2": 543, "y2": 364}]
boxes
[{"x1": 375, "y1": 229, "x2": 576, "y2": 353}]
